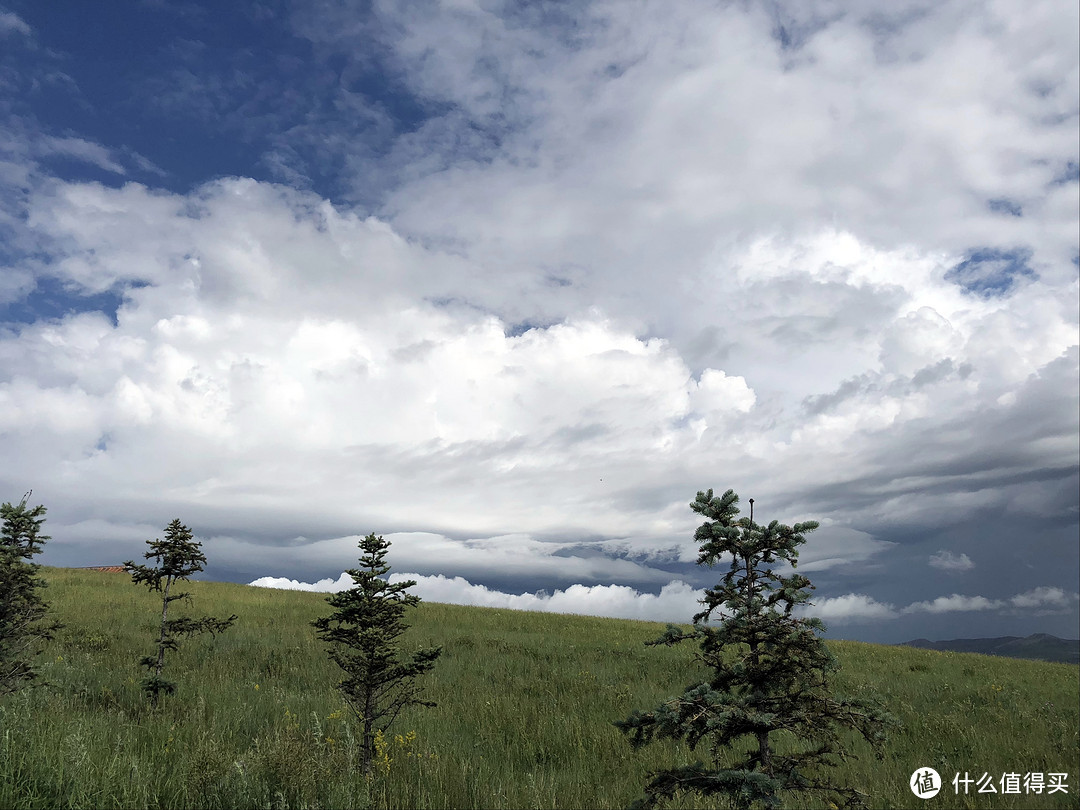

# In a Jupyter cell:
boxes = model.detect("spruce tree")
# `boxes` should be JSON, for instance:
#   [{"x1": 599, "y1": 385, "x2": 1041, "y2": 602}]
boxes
[
  {"x1": 123, "y1": 519, "x2": 236, "y2": 705},
  {"x1": 617, "y1": 489, "x2": 892, "y2": 809},
  {"x1": 312, "y1": 532, "x2": 442, "y2": 778},
  {"x1": 0, "y1": 492, "x2": 62, "y2": 698}
]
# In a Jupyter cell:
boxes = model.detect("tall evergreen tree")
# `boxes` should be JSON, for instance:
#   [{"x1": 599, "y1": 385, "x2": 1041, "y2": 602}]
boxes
[
  {"x1": 124, "y1": 519, "x2": 236, "y2": 705},
  {"x1": 617, "y1": 489, "x2": 892, "y2": 809},
  {"x1": 312, "y1": 532, "x2": 442, "y2": 778},
  {"x1": 0, "y1": 492, "x2": 62, "y2": 698}
]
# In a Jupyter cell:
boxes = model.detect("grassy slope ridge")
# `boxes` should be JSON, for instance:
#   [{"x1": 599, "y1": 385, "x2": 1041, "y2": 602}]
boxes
[{"x1": 0, "y1": 568, "x2": 1076, "y2": 810}]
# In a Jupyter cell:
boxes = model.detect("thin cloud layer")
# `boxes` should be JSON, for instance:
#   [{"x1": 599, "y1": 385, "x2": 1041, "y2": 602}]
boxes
[{"x1": 0, "y1": 10, "x2": 30, "y2": 38}]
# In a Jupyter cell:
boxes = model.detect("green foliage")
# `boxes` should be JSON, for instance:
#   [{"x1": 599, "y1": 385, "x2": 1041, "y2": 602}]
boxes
[
  {"x1": 1, "y1": 567, "x2": 1077, "y2": 809},
  {"x1": 617, "y1": 489, "x2": 894, "y2": 809},
  {"x1": 0, "y1": 492, "x2": 62, "y2": 698},
  {"x1": 123, "y1": 519, "x2": 236, "y2": 705},
  {"x1": 312, "y1": 533, "x2": 442, "y2": 778}
]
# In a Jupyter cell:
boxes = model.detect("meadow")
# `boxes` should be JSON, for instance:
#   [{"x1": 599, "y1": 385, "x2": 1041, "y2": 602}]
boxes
[{"x1": 0, "y1": 566, "x2": 1076, "y2": 809}]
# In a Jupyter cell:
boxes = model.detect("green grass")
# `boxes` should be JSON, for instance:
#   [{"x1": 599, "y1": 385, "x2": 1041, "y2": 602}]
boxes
[{"x1": 0, "y1": 567, "x2": 1076, "y2": 809}]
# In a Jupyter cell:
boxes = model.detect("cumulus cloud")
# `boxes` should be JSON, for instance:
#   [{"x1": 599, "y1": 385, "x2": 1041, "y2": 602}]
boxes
[
  {"x1": 14, "y1": 174, "x2": 1069, "y2": 543},
  {"x1": 371, "y1": 1, "x2": 1079, "y2": 290},
  {"x1": 246, "y1": 573, "x2": 1076, "y2": 627},
  {"x1": 1, "y1": 179, "x2": 772, "y2": 547},
  {"x1": 802, "y1": 594, "x2": 898, "y2": 623},
  {"x1": 252, "y1": 572, "x2": 707, "y2": 623},
  {"x1": 1009, "y1": 586, "x2": 1075, "y2": 610},
  {"x1": 249, "y1": 572, "x2": 355, "y2": 593},
  {"x1": 901, "y1": 588, "x2": 1080, "y2": 615},
  {"x1": 929, "y1": 550, "x2": 975, "y2": 572},
  {"x1": 902, "y1": 594, "x2": 1002, "y2": 614}
]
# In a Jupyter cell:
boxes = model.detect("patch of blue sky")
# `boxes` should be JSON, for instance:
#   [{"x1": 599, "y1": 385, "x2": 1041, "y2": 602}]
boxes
[
  {"x1": 945, "y1": 247, "x2": 1036, "y2": 299},
  {"x1": 6, "y1": 1, "x2": 444, "y2": 204},
  {"x1": 769, "y1": 9, "x2": 834, "y2": 54},
  {"x1": 31, "y1": 153, "x2": 126, "y2": 188},
  {"x1": 1051, "y1": 161, "x2": 1079, "y2": 186},
  {"x1": 504, "y1": 319, "x2": 561, "y2": 338},
  {"x1": 986, "y1": 198, "x2": 1022, "y2": 217},
  {"x1": 544, "y1": 274, "x2": 573, "y2": 288},
  {"x1": 0, "y1": 275, "x2": 146, "y2": 328},
  {"x1": 425, "y1": 296, "x2": 497, "y2": 317}
]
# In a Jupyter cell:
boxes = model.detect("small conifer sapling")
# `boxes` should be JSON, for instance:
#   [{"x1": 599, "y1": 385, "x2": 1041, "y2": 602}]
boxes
[
  {"x1": 617, "y1": 489, "x2": 892, "y2": 809},
  {"x1": 0, "y1": 491, "x2": 62, "y2": 698},
  {"x1": 124, "y1": 519, "x2": 236, "y2": 705},
  {"x1": 312, "y1": 532, "x2": 442, "y2": 778}
]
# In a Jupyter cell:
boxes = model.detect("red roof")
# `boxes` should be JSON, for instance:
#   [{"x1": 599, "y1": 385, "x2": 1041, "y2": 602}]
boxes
[{"x1": 79, "y1": 566, "x2": 127, "y2": 573}]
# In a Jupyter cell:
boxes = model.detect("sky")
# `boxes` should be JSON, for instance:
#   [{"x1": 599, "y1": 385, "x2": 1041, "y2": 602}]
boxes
[{"x1": 1, "y1": 0, "x2": 1077, "y2": 645}]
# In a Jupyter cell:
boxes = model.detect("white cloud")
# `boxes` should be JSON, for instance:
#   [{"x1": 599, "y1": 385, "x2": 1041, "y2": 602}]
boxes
[
  {"x1": 251, "y1": 572, "x2": 707, "y2": 623},
  {"x1": 373, "y1": 1, "x2": 1078, "y2": 282},
  {"x1": 247, "y1": 573, "x2": 1080, "y2": 628},
  {"x1": 3, "y1": 173, "x2": 1074, "y2": 624},
  {"x1": 4, "y1": 179, "x2": 779, "y2": 543},
  {"x1": 803, "y1": 594, "x2": 898, "y2": 623},
  {"x1": 34, "y1": 137, "x2": 127, "y2": 176},
  {"x1": 900, "y1": 588, "x2": 1080, "y2": 616},
  {"x1": 928, "y1": 550, "x2": 975, "y2": 572},
  {"x1": 690, "y1": 368, "x2": 756, "y2": 418},
  {"x1": 903, "y1": 594, "x2": 1002, "y2": 614},
  {"x1": 1009, "y1": 586, "x2": 1075, "y2": 610},
  {"x1": 249, "y1": 572, "x2": 355, "y2": 592},
  {"x1": 0, "y1": 10, "x2": 31, "y2": 37}
]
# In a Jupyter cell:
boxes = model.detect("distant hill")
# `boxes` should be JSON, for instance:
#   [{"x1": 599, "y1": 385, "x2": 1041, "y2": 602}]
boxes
[{"x1": 897, "y1": 633, "x2": 1079, "y2": 664}]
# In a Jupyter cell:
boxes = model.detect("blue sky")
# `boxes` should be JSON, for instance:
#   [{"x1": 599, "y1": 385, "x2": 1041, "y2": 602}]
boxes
[{"x1": 1, "y1": 0, "x2": 1077, "y2": 643}]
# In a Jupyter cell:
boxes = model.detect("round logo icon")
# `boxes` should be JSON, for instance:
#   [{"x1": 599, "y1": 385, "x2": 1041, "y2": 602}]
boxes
[{"x1": 910, "y1": 767, "x2": 942, "y2": 799}]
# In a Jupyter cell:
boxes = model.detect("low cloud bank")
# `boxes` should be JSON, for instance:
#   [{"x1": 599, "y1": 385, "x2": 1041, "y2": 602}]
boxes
[
  {"x1": 803, "y1": 594, "x2": 898, "y2": 623},
  {"x1": 250, "y1": 572, "x2": 705, "y2": 622},
  {"x1": 902, "y1": 587, "x2": 1078, "y2": 615},
  {"x1": 248, "y1": 575, "x2": 1080, "y2": 625},
  {"x1": 248, "y1": 573, "x2": 356, "y2": 593}
]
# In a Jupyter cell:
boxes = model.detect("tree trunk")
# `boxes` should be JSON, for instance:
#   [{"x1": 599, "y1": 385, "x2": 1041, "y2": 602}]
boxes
[
  {"x1": 153, "y1": 575, "x2": 171, "y2": 705},
  {"x1": 362, "y1": 689, "x2": 375, "y2": 778},
  {"x1": 757, "y1": 729, "x2": 772, "y2": 775},
  {"x1": 745, "y1": 552, "x2": 772, "y2": 774}
]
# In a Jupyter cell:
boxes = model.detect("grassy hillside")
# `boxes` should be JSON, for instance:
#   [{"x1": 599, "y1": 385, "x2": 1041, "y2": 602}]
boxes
[{"x1": 0, "y1": 567, "x2": 1076, "y2": 809}]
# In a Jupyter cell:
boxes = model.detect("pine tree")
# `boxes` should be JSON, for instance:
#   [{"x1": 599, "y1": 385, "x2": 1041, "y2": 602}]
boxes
[
  {"x1": 123, "y1": 519, "x2": 236, "y2": 705},
  {"x1": 312, "y1": 532, "x2": 442, "y2": 778},
  {"x1": 616, "y1": 489, "x2": 892, "y2": 809},
  {"x1": 0, "y1": 492, "x2": 62, "y2": 698}
]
